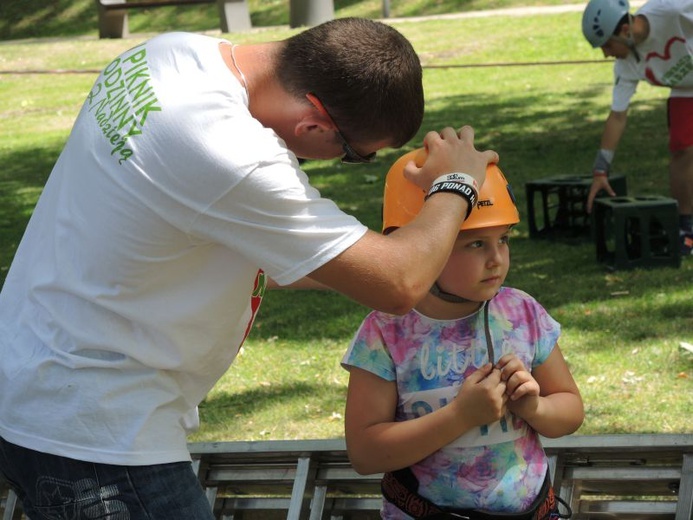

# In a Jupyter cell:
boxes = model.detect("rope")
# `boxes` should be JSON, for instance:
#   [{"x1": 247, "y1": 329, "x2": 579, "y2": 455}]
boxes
[{"x1": 0, "y1": 59, "x2": 613, "y2": 75}]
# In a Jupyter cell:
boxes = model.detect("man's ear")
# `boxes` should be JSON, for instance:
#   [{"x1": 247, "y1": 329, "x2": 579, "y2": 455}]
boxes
[{"x1": 294, "y1": 113, "x2": 333, "y2": 137}]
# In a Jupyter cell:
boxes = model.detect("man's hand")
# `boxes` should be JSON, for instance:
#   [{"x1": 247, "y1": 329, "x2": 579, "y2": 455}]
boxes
[{"x1": 403, "y1": 126, "x2": 498, "y2": 192}]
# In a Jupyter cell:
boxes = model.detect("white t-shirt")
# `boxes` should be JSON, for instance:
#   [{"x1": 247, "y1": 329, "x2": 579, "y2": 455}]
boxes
[
  {"x1": 0, "y1": 32, "x2": 367, "y2": 465},
  {"x1": 611, "y1": 0, "x2": 693, "y2": 111}
]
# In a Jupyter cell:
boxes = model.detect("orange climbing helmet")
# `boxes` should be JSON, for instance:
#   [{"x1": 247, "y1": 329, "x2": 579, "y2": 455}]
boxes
[{"x1": 382, "y1": 148, "x2": 520, "y2": 234}]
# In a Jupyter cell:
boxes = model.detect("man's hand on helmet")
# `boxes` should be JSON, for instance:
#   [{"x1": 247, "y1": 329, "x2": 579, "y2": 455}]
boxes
[{"x1": 403, "y1": 126, "x2": 498, "y2": 192}]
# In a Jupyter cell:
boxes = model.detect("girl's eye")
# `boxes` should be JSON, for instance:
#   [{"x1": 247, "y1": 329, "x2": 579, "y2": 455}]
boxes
[
  {"x1": 500, "y1": 235, "x2": 510, "y2": 245},
  {"x1": 468, "y1": 240, "x2": 483, "y2": 249}
]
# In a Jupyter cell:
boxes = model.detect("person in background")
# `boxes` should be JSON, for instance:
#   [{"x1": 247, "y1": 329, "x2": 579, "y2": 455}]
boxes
[
  {"x1": 342, "y1": 150, "x2": 583, "y2": 519},
  {"x1": 0, "y1": 18, "x2": 497, "y2": 519},
  {"x1": 581, "y1": 0, "x2": 693, "y2": 256}
]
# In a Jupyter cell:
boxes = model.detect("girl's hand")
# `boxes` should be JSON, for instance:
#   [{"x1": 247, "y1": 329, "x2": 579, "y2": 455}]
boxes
[
  {"x1": 452, "y1": 363, "x2": 507, "y2": 427},
  {"x1": 497, "y1": 354, "x2": 540, "y2": 400},
  {"x1": 497, "y1": 346, "x2": 584, "y2": 438},
  {"x1": 496, "y1": 354, "x2": 540, "y2": 420}
]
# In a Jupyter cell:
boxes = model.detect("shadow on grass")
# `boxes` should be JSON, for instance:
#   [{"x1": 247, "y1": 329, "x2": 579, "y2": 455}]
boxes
[
  {"x1": 0, "y1": 0, "x2": 96, "y2": 40},
  {"x1": 0, "y1": 0, "x2": 505, "y2": 41},
  {"x1": 0, "y1": 0, "x2": 225, "y2": 40},
  {"x1": 1, "y1": 0, "x2": 316, "y2": 41}
]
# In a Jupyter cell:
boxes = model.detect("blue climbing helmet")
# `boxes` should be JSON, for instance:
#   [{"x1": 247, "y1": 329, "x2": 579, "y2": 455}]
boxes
[{"x1": 581, "y1": 0, "x2": 630, "y2": 48}]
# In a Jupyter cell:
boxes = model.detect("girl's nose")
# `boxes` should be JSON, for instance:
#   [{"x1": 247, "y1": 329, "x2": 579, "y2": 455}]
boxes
[{"x1": 486, "y1": 246, "x2": 502, "y2": 267}]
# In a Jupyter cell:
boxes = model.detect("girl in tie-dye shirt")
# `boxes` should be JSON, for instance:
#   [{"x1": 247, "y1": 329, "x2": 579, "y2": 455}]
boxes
[{"x1": 342, "y1": 154, "x2": 583, "y2": 519}]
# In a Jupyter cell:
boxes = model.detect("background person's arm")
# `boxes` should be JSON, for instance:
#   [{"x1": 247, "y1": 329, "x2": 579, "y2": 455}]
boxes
[{"x1": 587, "y1": 109, "x2": 629, "y2": 212}]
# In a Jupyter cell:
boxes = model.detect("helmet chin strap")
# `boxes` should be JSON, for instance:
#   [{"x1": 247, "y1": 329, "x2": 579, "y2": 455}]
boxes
[
  {"x1": 628, "y1": 39, "x2": 641, "y2": 63},
  {"x1": 429, "y1": 283, "x2": 496, "y2": 364},
  {"x1": 429, "y1": 282, "x2": 474, "y2": 303}
]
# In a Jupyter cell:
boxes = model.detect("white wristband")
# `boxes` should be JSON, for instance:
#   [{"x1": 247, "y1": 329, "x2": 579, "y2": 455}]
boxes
[
  {"x1": 430, "y1": 173, "x2": 479, "y2": 193},
  {"x1": 600, "y1": 149, "x2": 614, "y2": 164},
  {"x1": 593, "y1": 149, "x2": 614, "y2": 174},
  {"x1": 425, "y1": 181, "x2": 478, "y2": 219}
]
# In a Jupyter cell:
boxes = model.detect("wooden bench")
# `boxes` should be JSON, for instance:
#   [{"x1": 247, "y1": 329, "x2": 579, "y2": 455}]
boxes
[
  {"x1": 2, "y1": 434, "x2": 692, "y2": 519},
  {"x1": 95, "y1": 0, "x2": 252, "y2": 38}
]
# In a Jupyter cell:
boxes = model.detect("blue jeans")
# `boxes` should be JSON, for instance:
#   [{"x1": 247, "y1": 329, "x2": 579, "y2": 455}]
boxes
[{"x1": 0, "y1": 435, "x2": 215, "y2": 519}]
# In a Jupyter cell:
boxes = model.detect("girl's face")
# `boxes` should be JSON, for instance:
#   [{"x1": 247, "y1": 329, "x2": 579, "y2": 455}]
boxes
[{"x1": 436, "y1": 225, "x2": 512, "y2": 304}]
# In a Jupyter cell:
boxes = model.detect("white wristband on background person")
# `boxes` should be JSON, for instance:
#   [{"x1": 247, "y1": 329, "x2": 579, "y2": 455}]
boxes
[{"x1": 593, "y1": 149, "x2": 614, "y2": 175}]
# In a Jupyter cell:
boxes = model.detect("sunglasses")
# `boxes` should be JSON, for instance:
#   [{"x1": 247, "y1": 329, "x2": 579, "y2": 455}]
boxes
[{"x1": 306, "y1": 93, "x2": 376, "y2": 164}]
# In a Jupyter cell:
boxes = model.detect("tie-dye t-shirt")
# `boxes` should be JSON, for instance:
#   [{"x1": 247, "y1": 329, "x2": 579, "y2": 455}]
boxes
[{"x1": 341, "y1": 287, "x2": 560, "y2": 518}]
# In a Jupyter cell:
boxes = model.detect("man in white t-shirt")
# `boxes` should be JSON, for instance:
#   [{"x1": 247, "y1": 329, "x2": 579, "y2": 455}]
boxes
[
  {"x1": 582, "y1": 0, "x2": 693, "y2": 255},
  {"x1": 0, "y1": 18, "x2": 497, "y2": 519}
]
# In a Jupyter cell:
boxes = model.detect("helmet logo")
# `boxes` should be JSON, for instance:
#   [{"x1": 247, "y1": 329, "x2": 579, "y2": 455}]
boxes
[
  {"x1": 582, "y1": 0, "x2": 629, "y2": 48},
  {"x1": 592, "y1": 9, "x2": 605, "y2": 40},
  {"x1": 477, "y1": 199, "x2": 493, "y2": 208}
]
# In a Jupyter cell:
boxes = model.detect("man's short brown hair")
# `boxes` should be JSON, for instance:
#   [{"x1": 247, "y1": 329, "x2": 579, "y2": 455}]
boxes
[{"x1": 277, "y1": 18, "x2": 424, "y2": 148}]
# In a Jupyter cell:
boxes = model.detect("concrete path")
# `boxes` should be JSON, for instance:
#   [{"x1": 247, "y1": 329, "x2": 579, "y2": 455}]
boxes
[{"x1": 384, "y1": 0, "x2": 646, "y2": 24}]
